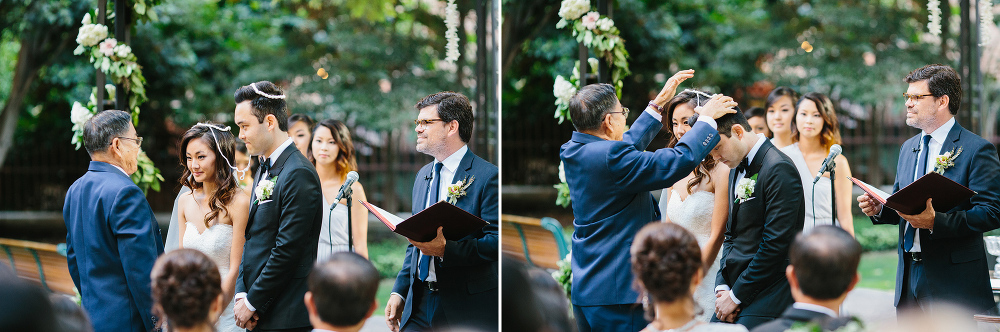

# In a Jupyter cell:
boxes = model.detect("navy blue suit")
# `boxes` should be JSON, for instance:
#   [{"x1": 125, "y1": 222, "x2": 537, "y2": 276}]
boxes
[
  {"x1": 873, "y1": 122, "x2": 1000, "y2": 313},
  {"x1": 560, "y1": 111, "x2": 719, "y2": 331},
  {"x1": 64, "y1": 161, "x2": 164, "y2": 332},
  {"x1": 391, "y1": 149, "x2": 499, "y2": 330}
]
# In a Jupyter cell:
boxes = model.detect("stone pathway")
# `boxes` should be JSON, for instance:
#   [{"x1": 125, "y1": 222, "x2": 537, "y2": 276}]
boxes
[
  {"x1": 843, "y1": 287, "x2": 896, "y2": 327},
  {"x1": 360, "y1": 315, "x2": 390, "y2": 332}
]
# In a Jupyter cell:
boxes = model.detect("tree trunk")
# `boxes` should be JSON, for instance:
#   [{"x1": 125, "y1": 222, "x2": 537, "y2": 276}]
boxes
[{"x1": 0, "y1": 38, "x2": 44, "y2": 168}]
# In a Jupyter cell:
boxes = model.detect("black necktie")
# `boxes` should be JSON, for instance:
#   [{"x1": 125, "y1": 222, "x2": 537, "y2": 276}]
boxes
[
  {"x1": 903, "y1": 135, "x2": 932, "y2": 251},
  {"x1": 419, "y1": 162, "x2": 444, "y2": 281},
  {"x1": 259, "y1": 156, "x2": 270, "y2": 175},
  {"x1": 735, "y1": 157, "x2": 750, "y2": 175}
]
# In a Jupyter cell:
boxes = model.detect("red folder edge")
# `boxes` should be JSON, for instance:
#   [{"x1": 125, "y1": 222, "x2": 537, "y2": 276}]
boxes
[
  {"x1": 359, "y1": 200, "x2": 395, "y2": 231},
  {"x1": 849, "y1": 177, "x2": 887, "y2": 205}
]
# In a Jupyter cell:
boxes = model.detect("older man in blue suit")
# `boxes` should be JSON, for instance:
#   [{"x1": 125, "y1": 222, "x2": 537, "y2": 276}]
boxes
[
  {"x1": 560, "y1": 70, "x2": 738, "y2": 332},
  {"x1": 859, "y1": 64, "x2": 1000, "y2": 315},
  {"x1": 385, "y1": 92, "x2": 498, "y2": 331},
  {"x1": 64, "y1": 110, "x2": 164, "y2": 332}
]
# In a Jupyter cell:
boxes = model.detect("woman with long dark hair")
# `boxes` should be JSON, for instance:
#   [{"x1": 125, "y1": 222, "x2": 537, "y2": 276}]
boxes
[
  {"x1": 175, "y1": 123, "x2": 250, "y2": 332},
  {"x1": 765, "y1": 87, "x2": 799, "y2": 149},
  {"x1": 308, "y1": 119, "x2": 369, "y2": 259}
]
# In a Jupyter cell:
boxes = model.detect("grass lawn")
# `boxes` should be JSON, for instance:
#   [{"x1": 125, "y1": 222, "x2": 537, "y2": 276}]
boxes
[
  {"x1": 376, "y1": 278, "x2": 397, "y2": 309},
  {"x1": 858, "y1": 250, "x2": 898, "y2": 291}
]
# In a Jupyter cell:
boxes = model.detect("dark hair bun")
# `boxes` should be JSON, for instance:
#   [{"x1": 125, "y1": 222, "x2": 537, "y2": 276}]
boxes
[
  {"x1": 630, "y1": 223, "x2": 702, "y2": 305},
  {"x1": 151, "y1": 249, "x2": 221, "y2": 329}
]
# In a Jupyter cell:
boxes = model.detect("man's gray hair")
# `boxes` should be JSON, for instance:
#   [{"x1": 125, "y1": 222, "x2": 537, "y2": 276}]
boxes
[
  {"x1": 83, "y1": 110, "x2": 133, "y2": 156},
  {"x1": 569, "y1": 83, "x2": 619, "y2": 132}
]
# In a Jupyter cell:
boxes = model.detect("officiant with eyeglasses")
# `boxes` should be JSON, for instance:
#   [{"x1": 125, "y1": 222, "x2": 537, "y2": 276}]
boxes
[{"x1": 858, "y1": 64, "x2": 1000, "y2": 315}]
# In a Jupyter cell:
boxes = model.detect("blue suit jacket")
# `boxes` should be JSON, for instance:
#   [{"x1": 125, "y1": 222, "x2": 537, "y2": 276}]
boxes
[
  {"x1": 874, "y1": 122, "x2": 1000, "y2": 312},
  {"x1": 560, "y1": 111, "x2": 719, "y2": 306},
  {"x1": 64, "y1": 161, "x2": 164, "y2": 332},
  {"x1": 391, "y1": 149, "x2": 499, "y2": 330}
]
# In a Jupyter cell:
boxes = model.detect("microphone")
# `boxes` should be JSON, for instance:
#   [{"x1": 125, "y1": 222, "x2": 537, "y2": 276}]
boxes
[
  {"x1": 334, "y1": 171, "x2": 360, "y2": 202},
  {"x1": 813, "y1": 144, "x2": 843, "y2": 184},
  {"x1": 912, "y1": 147, "x2": 921, "y2": 153}
]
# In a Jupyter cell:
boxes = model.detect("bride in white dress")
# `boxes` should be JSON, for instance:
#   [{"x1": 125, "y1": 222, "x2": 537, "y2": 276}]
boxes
[
  {"x1": 657, "y1": 90, "x2": 731, "y2": 321},
  {"x1": 176, "y1": 123, "x2": 251, "y2": 332}
]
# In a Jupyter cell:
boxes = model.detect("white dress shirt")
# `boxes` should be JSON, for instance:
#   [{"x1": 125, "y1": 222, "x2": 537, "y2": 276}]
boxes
[
  {"x1": 714, "y1": 133, "x2": 767, "y2": 305},
  {"x1": 420, "y1": 144, "x2": 468, "y2": 282},
  {"x1": 234, "y1": 137, "x2": 295, "y2": 312},
  {"x1": 907, "y1": 117, "x2": 954, "y2": 252}
]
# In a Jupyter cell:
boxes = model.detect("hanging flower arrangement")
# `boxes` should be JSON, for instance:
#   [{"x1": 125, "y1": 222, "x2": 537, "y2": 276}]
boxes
[{"x1": 443, "y1": 0, "x2": 461, "y2": 63}]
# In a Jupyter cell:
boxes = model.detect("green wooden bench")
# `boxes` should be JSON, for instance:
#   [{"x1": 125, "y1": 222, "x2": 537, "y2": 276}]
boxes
[
  {"x1": 0, "y1": 238, "x2": 76, "y2": 295},
  {"x1": 501, "y1": 214, "x2": 570, "y2": 270}
]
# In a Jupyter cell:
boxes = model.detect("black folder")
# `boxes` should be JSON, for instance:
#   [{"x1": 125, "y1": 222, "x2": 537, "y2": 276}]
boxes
[
  {"x1": 850, "y1": 172, "x2": 977, "y2": 215},
  {"x1": 360, "y1": 200, "x2": 489, "y2": 242}
]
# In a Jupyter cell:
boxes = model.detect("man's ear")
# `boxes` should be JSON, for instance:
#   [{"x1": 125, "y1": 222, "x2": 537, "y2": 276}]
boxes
[
  {"x1": 938, "y1": 94, "x2": 950, "y2": 113},
  {"x1": 731, "y1": 124, "x2": 745, "y2": 139},
  {"x1": 265, "y1": 114, "x2": 278, "y2": 132},
  {"x1": 366, "y1": 299, "x2": 378, "y2": 319},
  {"x1": 447, "y1": 120, "x2": 460, "y2": 137},
  {"x1": 786, "y1": 265, "x2": 798, "y2": 290},
  {"x1": 304, "y1": 291, "x2": 316, "y2": 316}
]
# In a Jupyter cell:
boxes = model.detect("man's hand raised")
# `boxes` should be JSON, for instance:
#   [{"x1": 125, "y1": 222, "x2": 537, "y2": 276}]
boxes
[{"x1": 696, "y1": 94, "x2": 738, "y2": 119}]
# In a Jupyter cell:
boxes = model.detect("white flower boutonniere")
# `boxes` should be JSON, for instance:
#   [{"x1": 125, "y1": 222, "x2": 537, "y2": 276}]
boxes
[
  {"x1": 446, "y1": 175, "x2": 475, "y2": 204},
  {"x1": 933, "y1": 147, "x2": 963, "y2": 174},
  {"x1": 734, "y1": 174, "x2": 758, "y2": 204},
  {"x1": 254, "y1": 176, "x2": 277, "y2": 204}
]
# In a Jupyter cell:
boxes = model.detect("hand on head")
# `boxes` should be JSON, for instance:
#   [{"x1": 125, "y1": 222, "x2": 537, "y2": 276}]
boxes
[{"x1": 697, "y1": 94, "x2": 738, "y2": 119}]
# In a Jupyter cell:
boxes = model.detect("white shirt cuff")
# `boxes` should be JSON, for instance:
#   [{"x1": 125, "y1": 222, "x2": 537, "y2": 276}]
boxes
[
  {"x1": 715, "y1": 285, "x2": 730, "y2": 292},
  {"x1": 390, "y1": 292, "x2": 405, "y2": 301},
  {"x1": 696, "y1": 115, "x2": 718, "y2": 129},
  {"x1": 234, "y1": 292, "x2": 256, "y2": 312},
  {"x1": 729, "y1": 291, "x2": 742, "y2": 305},
  {"x1": 644, "y1": 106, "x2": 662, "y2": 122}
]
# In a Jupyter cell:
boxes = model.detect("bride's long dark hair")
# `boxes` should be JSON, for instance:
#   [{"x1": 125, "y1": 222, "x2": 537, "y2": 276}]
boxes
[
  {"x1": 665, "y1": 90, "x2": 719, "y2": 195},
  {"x1": 179, "y1": 123, "x2": 240, "y2": 227}
]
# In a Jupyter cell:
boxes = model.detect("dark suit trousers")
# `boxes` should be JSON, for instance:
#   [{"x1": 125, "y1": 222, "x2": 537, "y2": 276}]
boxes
[
  {"x1": 402, "y1": 280, "x2": 443, "y2": 331},
  {"x1": 573, "y1": 304, "x2": 647, "y2": 332},
  {"x1": 897, "y1": 252, "x2": 929, "y2": 315}
]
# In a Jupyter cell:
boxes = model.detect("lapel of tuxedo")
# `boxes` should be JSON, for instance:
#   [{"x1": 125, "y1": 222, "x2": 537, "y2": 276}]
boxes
[
  {"x1": 731, "y1": 140, "x2": 770, "y2": 228},
  {"x1": 414, "y1": 164, "x2": 433, "y2": 215},
  {"x1": 450, "y1": 150, "x2": 476, "y2": 209},
  {"x1": 899, "y1": 136, "x2": 921, "y2": 188},
  {"x1": 246, "y1": 147, "x2": 296, "y2": 231},
  {"x1": 938, "y1": 123, "x2": 964, "y2": 175},
  {"x1": 727, "y1": 167, "x2": 738, "y2": 234}
]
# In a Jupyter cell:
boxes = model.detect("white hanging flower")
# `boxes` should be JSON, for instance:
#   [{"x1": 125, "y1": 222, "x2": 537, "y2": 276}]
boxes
[
  {"x1": 558, "y1": 0, "x2": 590, "y2": 21},
  {"x1": 443, "y1": 0, "x2": 461, "y2": 63},
  {"x1": 596, "y1": 17, "x2": 615, "y2": 32},
  {"x1": 587, "y1": 57, "x2": 599, "y2": 73},
  {"x1": 113, "y1": 44, "x2": 131, "y2": 58},
  {"x1": 105, "y1": 84, "x2": 116, "y2": 100},
  {"x1": 928, "y1": 0, "x2": 942, "y2": 36},
  {"x1": 99, "y1": 38, "x2": 117, "y2": 57},
  {"x1": 553, "y1": 75, "x2": 577, "y2": 107},
  {"x1": 81, "y1": 13, "x2": 92, "y2": 25},
  {"x1": 70, "y1": 102, "x2": 93, "y2": 127},
  {"x1": 76, "y1": 24, "x2": 108, "y2": 47},
  {"x1": 558, "y1": 161, "x2": 567, "y2": 183},
  {"x1": 981, "y1": 0, "x2": 994, "y2": 46},
  {"x1": 581, "y1": 12, "x2": 600, "y2": 30}
]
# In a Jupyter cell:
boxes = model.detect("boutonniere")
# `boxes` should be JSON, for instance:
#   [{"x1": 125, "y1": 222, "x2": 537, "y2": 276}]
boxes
[
  {"x1": 933, "y1": 147, "x2": 963, "y2": 174},
  {"x1": 734, "y1": 174, "x2": 758, "y2": 204},
  {"x1": 254, "y1": 176, "x2": 277, "y2": 205},
  {"x1": 446, "y1": 175, "x2": 475, "y2": 204}
]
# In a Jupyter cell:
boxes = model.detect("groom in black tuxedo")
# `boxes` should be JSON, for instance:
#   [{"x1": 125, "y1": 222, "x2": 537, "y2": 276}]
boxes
[
  {"x1": 232, "y1": 81, "x2": 323, "y2": 331},
  {"x1": 703, "y1": 110, "x2": 805, "y2": 329}
]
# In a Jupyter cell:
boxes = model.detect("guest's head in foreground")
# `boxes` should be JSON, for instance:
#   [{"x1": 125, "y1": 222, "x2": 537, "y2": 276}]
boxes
[
  {"x1": 502, "y1": 255, "x2": 576, "y2": 332},
  {"x1": 83, "y1": 110, "x2": 141, "y2": 174},
  {"x1": 568, "y1": 83, "x2": 626, "y2": 141},
  {"x1": 787, "y1": 226, "x2": 861, "y2": 313},
  {"x1": 0, "y1": 270, "x2": 59, "y2": 332},
  {"x1": 308, "y1": 119, "x2": 358, "y2": 179},
  {"x1": 234, "y1": 81, "x2": 289, "y2": 157},
  {"x1": 744, "y1": 107, "x2": 770, "y2": 137},
  {"x1": 903, "y1": 64, "x2": 961, "y2": 132},
  {"x1": 151, "y1": 249, "x2": 224, "y2": 332},
  {"x1": 414, "y1": 91, "x2": 474, "y2": 161},
  {"x1": 765, "y1": 87, "x2": 799, "y2": 147},
  {"x1": 288, "y1": 113, "x2": 315, "y2": 156},
  {"x1": 305, "y1": 252, "x2": 379, "y2": 332},
  {"x1": 179, "y1": 122, "x2": 241, "y2": 225},
  {"x1": 666, "y1": 90, "x2": 720, "y2": 195},
  {"x1": 792, "y1": 92, "x2": 842, "y2": 151},
  {"x1": 698, "y1": 109, "x2": 754, "y2": 169},
  {"x1": 631, "y1": 222, "x2": 706, "y2": 326}
]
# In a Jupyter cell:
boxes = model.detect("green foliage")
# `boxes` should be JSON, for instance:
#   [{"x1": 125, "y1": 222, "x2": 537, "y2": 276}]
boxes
[
  {"x1": 552, "y1": 252, "x2": 572, "y2": 297},
  {"x1": 553, "y1": 182, "x2": 570, "y2": 208},
  {"x1": 854, "y1": 215, "x2": 899, "y2": 252},
  {"x1": 369, "y1": 236, "x2": 408, "y2": 279}
]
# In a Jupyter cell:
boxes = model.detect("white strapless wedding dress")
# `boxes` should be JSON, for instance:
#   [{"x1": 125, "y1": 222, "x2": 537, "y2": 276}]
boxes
[
  {"x1": 182, "y1": 222, "x2": 240, "y2": 332},
  {"x1": 663, "y1": 190, "x2": 721, "y2": 322}
]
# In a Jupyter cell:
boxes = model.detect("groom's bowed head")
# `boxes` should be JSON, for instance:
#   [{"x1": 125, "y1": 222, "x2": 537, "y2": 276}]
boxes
[
  {"x1": 689, "y1": 108, "x2": 756, "y2": 169},
  {"x1": 234, "y1": 81, "x2": 289, "y2": 157}
]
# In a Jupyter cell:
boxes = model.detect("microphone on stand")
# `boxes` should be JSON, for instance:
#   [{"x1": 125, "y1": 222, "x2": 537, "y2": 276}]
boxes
[
  {"x1": 334, "y1": 171, "x2": 360, "y2": 202},
  {"x1": 912, "y1": 147, "x2": 922, "y2": 153},
  {"x1": 813, "y1": 144, "x2": 843, "y2": 184}
]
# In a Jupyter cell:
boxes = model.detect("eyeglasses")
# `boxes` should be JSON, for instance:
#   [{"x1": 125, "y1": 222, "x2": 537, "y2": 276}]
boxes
[
  {"x1": 610, "y1": 107, "x2": 630, "y2": 118},
  {"x1": 903, "y1": 93, "x2": 935, "y2": 102},
  {"x1": 414, "y1": 119, "x2": 446, "y2": 127},
  {"x1": 118, "y1": 136, "x2": 143, "y2": 146}
]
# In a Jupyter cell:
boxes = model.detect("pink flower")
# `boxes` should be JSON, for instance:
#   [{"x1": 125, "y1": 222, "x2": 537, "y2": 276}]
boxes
[
  {"x1": 581, "y1": 12, "x2": 600, "y2": 30},
  {"x1": 99, "y1": 38, "x2": 117, "y2": 57}
]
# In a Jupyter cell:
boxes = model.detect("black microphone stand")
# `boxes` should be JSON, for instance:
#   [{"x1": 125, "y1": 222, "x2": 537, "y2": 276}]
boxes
[
  {"x1": 828, "y1": 160, "x2": 838, "y2": 227},
  {"x1": 328, "y1": 185, "x2": 355, "y2": 254}
]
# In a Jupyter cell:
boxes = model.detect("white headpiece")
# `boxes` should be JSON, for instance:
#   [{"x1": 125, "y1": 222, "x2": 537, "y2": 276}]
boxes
[
  {"x1": 192, "y1": 122, "x2": 251, "y2": 183},
  {"x1": 250, "y1": 82, "x2": 286, "y2": 100},
  {"x1": 682, "y1": 89, "x2": 714, "y2": 107}
]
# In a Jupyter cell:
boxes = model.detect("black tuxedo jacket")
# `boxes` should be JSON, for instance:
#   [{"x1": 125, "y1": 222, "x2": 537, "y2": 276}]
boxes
[
  {"x1": 716, "y1": 138, "x2": 804, "y2": 318},
  {"x1": 873, "y1": 123, "x2": 1000, "y2": 312},
  {"x1": 236, "y1": 146, "x2": 323, "y2": 330},
  {"x1": 391, "y1": 149, "x2": 499, "y2": 330},
  {"x1": 750, "y1": 307, "x2": 854, "y2": 332}
]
